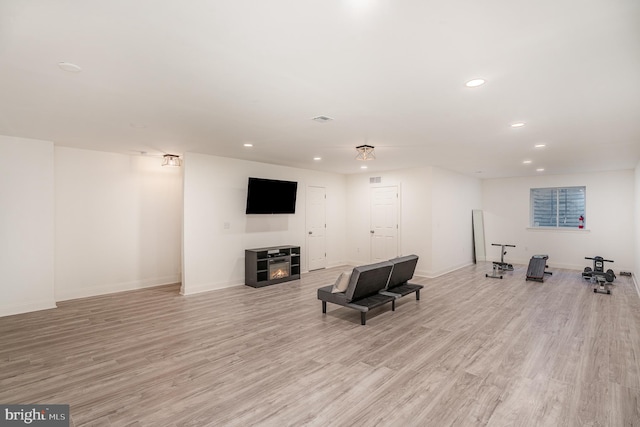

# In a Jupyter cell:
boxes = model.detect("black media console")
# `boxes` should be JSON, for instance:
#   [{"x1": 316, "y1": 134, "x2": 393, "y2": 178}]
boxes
[{"x1": 245, "y1": 245, "x2": 301, "y2": 287}]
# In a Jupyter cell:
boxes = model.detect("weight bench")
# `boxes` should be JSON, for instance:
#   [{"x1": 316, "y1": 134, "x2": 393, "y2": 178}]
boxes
[
  {"x1": 486, "y1": 243, "x2": 515, "y2": 279},
  {"x1": 592, "y1": 275, "x2": 611, "y2": 295},
  {"x1": 526, "y1": 255, "x2": 552, "y2": 282}
]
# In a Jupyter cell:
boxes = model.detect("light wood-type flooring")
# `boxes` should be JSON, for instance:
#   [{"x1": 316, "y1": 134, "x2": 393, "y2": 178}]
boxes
[{"x1": 2, "y1": 263, "x2": 640, "y2": 426}]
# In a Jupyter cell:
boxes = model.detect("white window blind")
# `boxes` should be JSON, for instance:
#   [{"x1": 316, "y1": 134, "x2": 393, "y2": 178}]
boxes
[{"x1": 530, "y1": 186, "x2": 586, "y2": 228}]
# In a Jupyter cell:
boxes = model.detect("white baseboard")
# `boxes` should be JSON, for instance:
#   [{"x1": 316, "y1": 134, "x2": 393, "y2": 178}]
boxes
[
  {"x1": 181, "y1": 265, "x2": 356, "y2": 296},
  {"x1": 55, "y1": 274, "x2": 181, "y2": 301},
  {"x1": 416, "y1": 261, "x2": 474, "y2": 279},
  {"x1": 346, "y1": 258, "x2": 370, "y2": 267},
  {"x1": 0, "y1": 299, "x2": 57, "y2": 318},
  {"x1": 326, "y1": 261, "x2": 349, "y2": 269},
  {"x1": 180, "y1": 280, "x2": 244, "y2": 296}
]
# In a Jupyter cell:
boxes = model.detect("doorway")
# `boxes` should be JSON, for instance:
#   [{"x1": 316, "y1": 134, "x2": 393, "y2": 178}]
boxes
[
  {"x1": 306, "y1": 186, "x2": 326, "y2": 270},
  {"x1": 370, "y1": 185, "x2": 399, "y2": 262}
]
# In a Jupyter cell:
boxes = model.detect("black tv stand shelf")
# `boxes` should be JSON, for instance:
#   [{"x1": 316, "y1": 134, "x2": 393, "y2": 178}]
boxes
[{"x1": 245, "y1": 245, "x2": 301, "y2": 288}]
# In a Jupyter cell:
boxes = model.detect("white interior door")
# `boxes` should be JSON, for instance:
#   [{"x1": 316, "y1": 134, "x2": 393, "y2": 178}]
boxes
[
  {"x1": 306, "y1": 186, "x2": 326, "y2": 271},
  {"x1": 370, "y1": 186, "x2": 399, "y2": 263}
]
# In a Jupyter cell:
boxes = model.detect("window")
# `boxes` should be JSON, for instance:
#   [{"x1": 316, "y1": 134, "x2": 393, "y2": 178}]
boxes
[{"x1": 530, "y1": 186, "x2": 586, "y2": 228}]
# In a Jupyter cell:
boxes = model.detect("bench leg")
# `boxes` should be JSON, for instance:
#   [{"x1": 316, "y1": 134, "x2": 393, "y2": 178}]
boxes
[
  {"x1": 416, "y1": 290, "x2": 420, "y2": 301},
  {"x1": 322, "y1": 301, "x2": 326, "y2": 314},
  {"x1": 361, "y1": 312, "x2": 366, "y2": 325},
  {"x1": 392, "y1": 299, "x2": 396, "y2": 311}
]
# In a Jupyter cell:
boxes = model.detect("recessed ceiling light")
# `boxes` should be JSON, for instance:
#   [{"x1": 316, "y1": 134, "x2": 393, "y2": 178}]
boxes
[
  {"x1": 313, "y1": 157, "x2": 321, "y2": 161},
  {"x1": 523, "y1": 160, "x2": 532, "y2": 164},
  {"x1": 58, "y1": 62, "x2": 82, "y2": 73},
  {"x1": 534, "y1": 144, "x2": 546, "y2": 148},
  {"x1": 511, "y1": 122, "x2": 526, "y2": 128},
  {"x1": 536, "y1": 168, "x2": 545, "y2": 172},
  {"x1": 465, "y1": 79, "x2": 486, "y2": 88},
  {"x1": 243, "y1": 143, "x2": 253, "y2": 147},
  {"x1": 360, "y1": 165, "x2": 368, "y2": 169}
]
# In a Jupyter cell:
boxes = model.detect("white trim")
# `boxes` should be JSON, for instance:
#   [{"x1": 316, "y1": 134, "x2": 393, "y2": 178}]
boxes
[
  {"x1": 526, "y1": 227, "x2": 590, "y2": 233},
  {"x1": 0, "y1": 299, "x2": 57, "y2": 318},
  {"x1": 417, "y1": 261, "x2": 474, "y2": 279},
  {"x1": 56, "y1": 274, "x2": 181, "y2": 301},
  {"x1": 180, "y1": 280, "x2": 244, "y2": 295},
  {"x1": 326, "y1": 262, "x2": 348, "y2": 269}
]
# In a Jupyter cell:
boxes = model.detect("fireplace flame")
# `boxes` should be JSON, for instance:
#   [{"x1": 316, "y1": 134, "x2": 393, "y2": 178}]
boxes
[{"x1": 271, "y1": 269, "x2": 288, "y2": 279}]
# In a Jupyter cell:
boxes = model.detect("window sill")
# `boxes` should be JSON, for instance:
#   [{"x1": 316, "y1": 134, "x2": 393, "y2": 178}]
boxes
[{"x1": 526, "y1": 227, "x2": 590, "y2": 233}]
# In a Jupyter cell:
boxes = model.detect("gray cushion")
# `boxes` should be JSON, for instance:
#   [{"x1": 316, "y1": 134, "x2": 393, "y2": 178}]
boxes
[
  {"x1": 345, "y1": 261, "x2": 393, "y2": 302},
  {"x1": 331, "y1": 270, "x2": 353, "y2": 293}
]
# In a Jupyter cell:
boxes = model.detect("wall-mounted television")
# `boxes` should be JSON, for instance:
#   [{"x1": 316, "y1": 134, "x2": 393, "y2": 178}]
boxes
[{"x1": 245, "y1": 177, "x2": 298, "y2": 214}]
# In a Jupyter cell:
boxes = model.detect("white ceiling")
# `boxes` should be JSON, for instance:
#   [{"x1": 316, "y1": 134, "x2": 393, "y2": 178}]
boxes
[{"x1": 1, "y1": 0, "x2": 639, "y2": 178}]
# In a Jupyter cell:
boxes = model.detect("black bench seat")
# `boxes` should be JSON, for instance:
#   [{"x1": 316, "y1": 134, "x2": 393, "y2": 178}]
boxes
[
  {"x1": 317, "y1": 285, "x2": 396, "y2": 325},
  {"x1": 317, "y1": 255, "x2": 422, "y2": 326},
  {"x1": 382, "y1": 255, "x2": 423, "y2": 300},
  {"x1": 317, "y1": 261, "x2": 395, "y2": 325}
]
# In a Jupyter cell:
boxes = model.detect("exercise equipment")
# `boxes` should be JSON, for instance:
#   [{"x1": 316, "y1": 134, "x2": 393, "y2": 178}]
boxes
[
  {"x1": 582, "y1": 256, "x2": 615, "y2": 294},
  {"x1": 486, "y1": 243, "x2": 515, "y2": 279},
  {"x1": 526, "y1": 254, "x2": 553, "y2": 282}
]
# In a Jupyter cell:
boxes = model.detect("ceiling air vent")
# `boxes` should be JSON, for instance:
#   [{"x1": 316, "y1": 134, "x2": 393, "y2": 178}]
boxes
[
  {"x1": 369, "y1": 177, "x2": 381, "y2": 184},
  {"x1": 312, "y1": 115, "x2": 334, "y2": 123}
]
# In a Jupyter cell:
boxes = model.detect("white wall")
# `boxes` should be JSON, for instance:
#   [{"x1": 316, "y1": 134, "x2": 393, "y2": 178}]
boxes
[
  {"x1": 431, "y1": 167, "x2": 483, "y2": 276},
  {"x1": 635, "y1": 160, "x2": 640, "y2": 284},
  {"x1": 482, "y1": 170, "x2": 635, "y2": 271},
  {"x1": 55, "y1": 148, "x2": 182, "y2": 300},
  {"x1": 182, "y1": 152, "x2": 347, "y2": 295},
  {"x1": 0, "y1": 136, "x2": 56, "y2": 316},
  {"x1": 346, "y1": 166, "x2": 482, "y2": 277},
  {"x1": 346, "y1": 168, "x2": 431, "y2": 270}
]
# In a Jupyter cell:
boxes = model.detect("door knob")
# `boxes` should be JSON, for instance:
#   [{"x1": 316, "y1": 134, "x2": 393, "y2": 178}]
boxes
[
  {"x1": 308, "y1": 231, "x2": 312, "y2": 235},
  {"x1": 370, "y1": 230, "x2": 375, "y2": 234}
]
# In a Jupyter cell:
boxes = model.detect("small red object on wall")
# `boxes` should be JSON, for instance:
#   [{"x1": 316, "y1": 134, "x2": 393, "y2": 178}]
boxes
[{"x1": 578, "y1": 215, "x2": 584, "y2": 229}]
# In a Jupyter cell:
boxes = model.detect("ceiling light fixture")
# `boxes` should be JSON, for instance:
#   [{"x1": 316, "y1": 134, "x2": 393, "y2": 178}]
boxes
[
  {"x1": 355, "y1": 145, "x2": 376, "y2": 161},
  {"x1": 360, "y1": 165, "x2": 368, "y2": 169},
  {"x1": 313, "y1": 157, "x2": 322, "y2": 161},
  {"x1": 161, "y1": 154, "x2": 182, "y2": 167},
  {"x1": 243, "y1": 143, "x2": 253, "y2": 147},
  {"x1": 58, "y1": 62, "x2": 82, "y2": 73},
  {"x1": 534, "y1": 144, "x2": 546, "y2": 148},
  {"x1": 522, "y1": 160, "x2": 532, "y2": 164},
  {"x1": 312, "y1": 115, "x2": 334, "y2": 123},
  {"x1": 536, "y1": 168, "x2": 545, "y2": 172},
  {"x1": 511, "y1": 122, "x2": 526, "y2": 128},
  {"x1": 465, "y1": 79, "x2": 486, "y2": 88}
]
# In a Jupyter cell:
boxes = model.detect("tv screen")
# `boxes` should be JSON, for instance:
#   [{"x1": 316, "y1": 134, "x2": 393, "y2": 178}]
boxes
[{"x1": 246, "y1": 178, "x2": 298, "y2": 214}]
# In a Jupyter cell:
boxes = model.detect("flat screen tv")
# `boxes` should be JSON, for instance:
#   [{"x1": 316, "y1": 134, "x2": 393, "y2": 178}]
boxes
[{"x1": 246, "y1": 177, "x2": 298, "y2": 214}]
